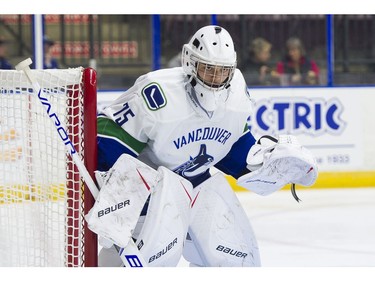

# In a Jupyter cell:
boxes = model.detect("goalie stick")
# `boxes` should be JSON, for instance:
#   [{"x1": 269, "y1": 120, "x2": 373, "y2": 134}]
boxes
[{"x1": 15, "y1": 58, "x2": 147, "y2": 267}]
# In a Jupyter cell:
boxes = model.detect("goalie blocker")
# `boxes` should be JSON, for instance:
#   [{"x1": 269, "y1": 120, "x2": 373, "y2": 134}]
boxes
[{"x1": 85, "y1": 154, "x2": 194, "y2": 267}]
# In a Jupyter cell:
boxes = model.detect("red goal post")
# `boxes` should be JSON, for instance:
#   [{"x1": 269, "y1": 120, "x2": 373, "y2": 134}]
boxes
[{"x1": 0, "y1": 67, "x2": 98, "y2": 266}]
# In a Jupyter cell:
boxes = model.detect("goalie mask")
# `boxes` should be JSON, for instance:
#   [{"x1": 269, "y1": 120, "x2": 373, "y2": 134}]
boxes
[{"x1": 182, "y1": 25, "x2": 237, "y2": 113}]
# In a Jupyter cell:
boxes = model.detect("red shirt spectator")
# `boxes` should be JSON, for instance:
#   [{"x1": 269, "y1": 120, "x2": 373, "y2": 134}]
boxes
[{"x1": 276, "y1": 37, "x2": 320, "y2": 86}]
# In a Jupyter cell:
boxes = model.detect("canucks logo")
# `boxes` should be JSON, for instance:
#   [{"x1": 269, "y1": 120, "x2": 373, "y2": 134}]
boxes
[
  {"x1": 173, "y1": 144, "x2": 214, "y2": 177},
  {"x1": 142, "y1": 82, "x2": 167, "y2": 111}
]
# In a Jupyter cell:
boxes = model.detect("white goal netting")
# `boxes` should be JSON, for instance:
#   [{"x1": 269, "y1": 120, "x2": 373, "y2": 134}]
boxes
[{"x1": 0, "y1": 68, "x2": 96, "y2": 266}]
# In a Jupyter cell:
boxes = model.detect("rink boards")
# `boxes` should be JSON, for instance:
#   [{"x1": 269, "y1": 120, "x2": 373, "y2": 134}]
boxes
[
  {"x1": 246, "y1": 87, "x2": 375, "y2": 172},
  {"x1": 244, "y1": 86, "x2": 375, "y2": 189},
  {"x1": 97, "y1": 86, "x2": 375, "y2": 189},
  {"x1": 2, "y1": 86, "x2": 372, "y2": 200}
]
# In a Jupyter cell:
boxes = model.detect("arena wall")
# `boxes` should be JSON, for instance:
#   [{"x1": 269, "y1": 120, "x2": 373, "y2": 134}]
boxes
[{"x1": 98, "y1": 86, "x2": 375, "y2": 189}]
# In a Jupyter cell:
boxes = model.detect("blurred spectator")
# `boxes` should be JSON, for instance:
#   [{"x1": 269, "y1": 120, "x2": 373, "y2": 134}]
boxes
[
  {"x1": 0, "y1": 37, "x2": 12, "y2": 70},
  {"x1": 43, "y1": 35, "x2": 59, "y2": 69},
  {"x1": 276, "y1": 37, "x2": 320, "y2": 86},
  {"x1": 241, "y1": 37, "x2": 279, "y2": 86}
]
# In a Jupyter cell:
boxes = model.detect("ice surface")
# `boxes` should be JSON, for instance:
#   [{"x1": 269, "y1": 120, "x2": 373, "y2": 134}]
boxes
[{"x1": 178, "y1": 187, "x2": 375, "y2": 267}]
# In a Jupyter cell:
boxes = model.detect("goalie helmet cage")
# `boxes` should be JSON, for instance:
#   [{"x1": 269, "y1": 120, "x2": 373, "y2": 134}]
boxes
[{"x1": 0, "y1": 67, "x2": 98, "y2": 267}]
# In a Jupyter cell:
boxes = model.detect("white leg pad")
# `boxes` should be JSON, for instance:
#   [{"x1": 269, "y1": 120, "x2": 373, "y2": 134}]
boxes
[
  {"x1": 183, "y1": 173, "x2": 261, "y2": 267},
  {"x1": 135, "y1": 166, "x2": 194, "y2": 266}
]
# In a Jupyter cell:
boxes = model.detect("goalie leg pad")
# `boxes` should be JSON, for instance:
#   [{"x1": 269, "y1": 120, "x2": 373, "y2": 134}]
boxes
[
  {"x1": 135, "y1": 166, "x2": 194, "y2": 266},
  {"x1": 85, "y1": 153, "x2": 158, "y2": 248},
  {"x1": 183, "y1": 173, "x2": 261, "y2": 267}
]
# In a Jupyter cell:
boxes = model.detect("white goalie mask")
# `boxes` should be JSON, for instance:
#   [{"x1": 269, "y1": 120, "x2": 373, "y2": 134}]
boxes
[{"x1": 182, "y1": 25, "x2": 237, "y2": 113}]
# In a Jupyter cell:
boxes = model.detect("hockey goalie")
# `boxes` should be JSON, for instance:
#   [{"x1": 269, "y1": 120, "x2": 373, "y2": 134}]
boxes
[{"x1": 85, "y1": 25, "x2": 318, "y2": 267}]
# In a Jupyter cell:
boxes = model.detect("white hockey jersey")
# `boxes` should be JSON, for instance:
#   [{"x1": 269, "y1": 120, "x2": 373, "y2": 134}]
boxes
[{"x1": 97, "y1": 67, "x2": 255, "y2": 185}]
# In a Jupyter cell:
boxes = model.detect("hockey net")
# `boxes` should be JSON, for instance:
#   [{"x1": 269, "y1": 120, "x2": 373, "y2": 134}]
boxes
[{"x1": 0, "y1": 67, "x2": 97, "y2": 266}]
